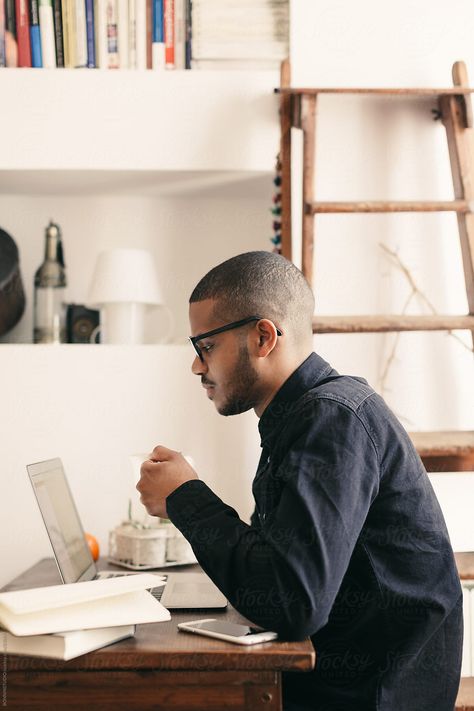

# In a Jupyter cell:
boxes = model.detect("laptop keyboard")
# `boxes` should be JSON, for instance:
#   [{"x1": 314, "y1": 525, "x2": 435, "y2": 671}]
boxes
[{"x1": 98, "y1": 572, "x2": 167, "y2": 601}]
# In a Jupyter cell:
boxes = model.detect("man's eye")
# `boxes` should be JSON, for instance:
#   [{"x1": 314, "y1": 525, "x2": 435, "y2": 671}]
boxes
[{"x1": 201, "y1": 343, "x2": 214, "y2": 353}]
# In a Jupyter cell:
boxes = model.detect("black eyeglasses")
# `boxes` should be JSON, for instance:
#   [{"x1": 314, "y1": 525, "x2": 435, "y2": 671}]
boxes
[{"x1": 189, "y1": 315, "x2": 282, "y2": 362}]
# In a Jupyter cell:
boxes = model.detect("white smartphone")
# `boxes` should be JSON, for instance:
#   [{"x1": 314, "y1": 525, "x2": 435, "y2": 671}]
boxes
[{"x1": 177, "y1": 618, "x2": 278, "y2": 645}]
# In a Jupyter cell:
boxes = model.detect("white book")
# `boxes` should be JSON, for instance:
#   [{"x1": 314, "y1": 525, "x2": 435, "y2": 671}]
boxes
[
  {"x1": 135, "y1": 0, "x2": 146, "y2": 69},
  {"x1": 1, "y1": 624, "x2": 135, "y2": 661},
  {"x1": 191, "y1": 58, "x2": 280, "y2": 70},
  {"x1": 95, "y1": 0, "x2": 108, "y2": 68},
  {"x1": 117, "y1": 0, "x2": 129, "y2": 67},
  {"x1": 128, "y1": 0, "x2": 137, "y2": 68},
  {"x1": 75, "y1": 0, "x2": 88, "y2": 67},
  {"x1": 0, "y1": 573, "x2": 168, "y2": 636},
  {"x1": 39, "y1": 0, "x2": 57, "y2": 68}
]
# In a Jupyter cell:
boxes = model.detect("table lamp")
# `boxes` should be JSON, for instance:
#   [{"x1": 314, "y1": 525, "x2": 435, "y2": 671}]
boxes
[{"x1": 88, "y1": 248, "x2": 163, "y2": 344}]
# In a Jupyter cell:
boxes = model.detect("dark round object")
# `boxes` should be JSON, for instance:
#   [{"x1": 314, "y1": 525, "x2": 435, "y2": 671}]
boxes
[{"x1": 0, "y1": 227, "x2": 26, "y2": 336}]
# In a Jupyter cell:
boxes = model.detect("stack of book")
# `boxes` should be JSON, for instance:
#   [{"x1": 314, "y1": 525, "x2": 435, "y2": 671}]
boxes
[
  {"x1": 0, "y1": 0, "x2": 192, "y2": 69},
  {"x1": 0, "y1": 573, "x2": 169, "y2": 660},
  {"x1": 190, "y1": 0, "x2": 289, "y2": 70}
]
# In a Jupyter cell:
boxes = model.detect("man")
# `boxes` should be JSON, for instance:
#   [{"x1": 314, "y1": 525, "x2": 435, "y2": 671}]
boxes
[{"x1": 137, "y1": 251, "x2": 462, "y2": 711}]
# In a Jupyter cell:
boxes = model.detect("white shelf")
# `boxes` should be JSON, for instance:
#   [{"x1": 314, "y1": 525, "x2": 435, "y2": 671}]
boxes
[
  {"x1": 0, "y1": 69, "x2": 280, "y2": 193},
  {"x1": 0, "y1": 168, "x2": 273, "y2": 197}
]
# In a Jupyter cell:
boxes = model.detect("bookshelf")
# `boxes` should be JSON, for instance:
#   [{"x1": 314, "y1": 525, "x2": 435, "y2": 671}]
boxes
[{"x1": 0, "y1": 69, "x2": 279, "y2": 191}]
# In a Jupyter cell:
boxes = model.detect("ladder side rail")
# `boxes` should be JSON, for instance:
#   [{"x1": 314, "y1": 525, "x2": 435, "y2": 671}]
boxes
[
  {"x1": 279, "y1": 59, "x2": 293, "y2": 262},
  {"x1": 440, "y1": 61, "x2": 474, "y2": 350},
  {"x1": 300, "y1": 94, "x2": 317, "y2": 285}
]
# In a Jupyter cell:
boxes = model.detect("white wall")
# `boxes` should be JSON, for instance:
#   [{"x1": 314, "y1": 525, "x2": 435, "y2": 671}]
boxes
[{"x1": 291, "y1": 0, "x2": 474, "y2": 549}]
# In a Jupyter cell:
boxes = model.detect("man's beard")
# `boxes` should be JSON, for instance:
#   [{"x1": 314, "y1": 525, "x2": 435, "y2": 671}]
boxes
[{"x1": 218, "y1": 345, "x2": 259, "y2": 416}]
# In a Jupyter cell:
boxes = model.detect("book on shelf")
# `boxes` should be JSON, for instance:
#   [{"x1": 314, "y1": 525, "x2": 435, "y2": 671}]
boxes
[
  {"x1": 145, "y1": 0, "x2": 152, "y2": 68},
  {"x1": 163, "y1": 0, "x2": 173, "y2": 68},
  {"x1": 0, "y1": 573, "x2": 168, "y2": 636},
  {"x1": 173, "y1": 0, "x2": 184, "y2": 69},
  {"x1": 135, "y1": 0, "x2": 146, "y2": 68},
  {"x1": 85, "y1": 0, "x2": 95, "y2": 66},
  {"x1": 1, "y1": 624, "x2": 135, "y2": 661},
  {"x1": 106, "y1": 0, "x2": 119, "y2": 67},
  {"x1": 0, "y1": 2, "x2": 5, "y2": 67},
  {"x1": 151, "y1": 0, "x2": 164, "y2": 69},
  {"x1": 16, "y1": 0, "x2": 32, "y2": 66},
  {"x1": 4, "y1": 0, "x2": 18, "y2": 67},
  {"x1": 52, "y1": 0, "x2": 64, "y2": 66},
  {"x1": 38, "y1": 0, "x2": 56, "y2": 66}
]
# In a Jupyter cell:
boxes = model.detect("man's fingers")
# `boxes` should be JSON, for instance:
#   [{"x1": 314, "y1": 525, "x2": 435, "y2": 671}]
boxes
[{"x1": 148, "y1": 445, "x2": 176, "y2": 462}]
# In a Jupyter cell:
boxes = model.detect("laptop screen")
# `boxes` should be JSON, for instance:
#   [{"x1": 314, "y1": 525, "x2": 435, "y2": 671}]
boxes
[{"x1": 27, "y1": 458, "x2": 96, "y2": 584}]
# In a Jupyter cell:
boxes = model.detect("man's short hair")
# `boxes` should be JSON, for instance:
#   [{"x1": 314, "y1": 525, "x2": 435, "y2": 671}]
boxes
[{"x1": 189, "y1": 251, "x2": 315, "y2": 341}]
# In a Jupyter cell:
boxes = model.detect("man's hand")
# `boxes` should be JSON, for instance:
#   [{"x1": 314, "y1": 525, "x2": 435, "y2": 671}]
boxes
[{"x1": 136, "y1": 445, "x2": 199, "y2": 518}]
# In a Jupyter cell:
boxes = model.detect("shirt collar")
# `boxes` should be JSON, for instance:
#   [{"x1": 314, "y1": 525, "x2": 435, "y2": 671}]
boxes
[{"x1": 258, "y1": 352, "x2": 335, "y2": 448}]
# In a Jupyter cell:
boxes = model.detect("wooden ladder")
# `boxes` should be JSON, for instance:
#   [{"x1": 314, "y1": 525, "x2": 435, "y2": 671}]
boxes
[{"x1": 277, "y1": 60, "x2": 474, "y2": 473}]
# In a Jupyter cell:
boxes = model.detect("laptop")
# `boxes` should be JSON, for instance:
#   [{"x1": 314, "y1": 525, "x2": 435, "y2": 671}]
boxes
[{"x1": 26, "y1": 458, "x2": 227, "y2": 610}]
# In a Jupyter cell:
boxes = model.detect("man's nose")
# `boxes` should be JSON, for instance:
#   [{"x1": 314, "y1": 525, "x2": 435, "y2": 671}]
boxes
[{"x1": 191, "y1": 354, "x2": 207, "y2": 375}]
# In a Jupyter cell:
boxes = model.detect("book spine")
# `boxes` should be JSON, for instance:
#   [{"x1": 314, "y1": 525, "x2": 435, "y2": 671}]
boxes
[
  {"x1": 117, "y1": 0, "x2": 128, "y2": 67},
  {"x1": 74, "y1": 0, "x2": 87, "y2": 66},
  {"x1": 0, "y1": 0, "x2": 5, "y2": 67},
  {"x1": 29, "y1": 0, "x2": 42, "y2": 65},
  {"x1": 145, "y1": 0, "x2": 151, "y2": 68},
  {"x1": 38, "y1": 0, "x2": 56, "y2": 65},
  {"x1": 85, "y1": 0, "x2": 95, "y2": 66},
  {"x1": 106, "y1": 0, "x2": 119, "y2": 67},
  {"x1": 135, "y1": 0, "x2": 146, "y2": 69},
  {"x1": 128, "y1": 0, "x2": 136, "y2": 68},
  {"x1": 151, "y1": 0, "x2": 163, "y2": 70},
  {"x1": 184, "y1": 0, "x2": 190, "y2": 69},
  {"x1": 163, "y1": 0, "x2": 173, "y2": 68},
  {"x1": 59, "y1": 0, "x2": 68, "y2": 65},
  {"x1": 173, "y1": 0, "x2": 183, "y2": 69},
  {"x1": 5, "y1": 0, "x2": 18, "y2": 67},
  {"x1": 94, "y1": 0, "x2": 107, "y2": 68},
  {"x1": 51, "y1": 0, "x2": 64, "y2": 66},
  {"x1": 15, "y1": 0, "x2": 32, "y2": 65},
  {"x1": 65, "y1": 0, "x2": 75, "y2": 67}
]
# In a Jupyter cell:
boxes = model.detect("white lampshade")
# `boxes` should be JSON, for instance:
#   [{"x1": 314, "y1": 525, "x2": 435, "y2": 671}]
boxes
[
  {"x1": 87, "y1": 248, "x2": 164, "y2": 345},
  {"x1": 88, "y1": 248, "x2": 163, "y2": 307}
]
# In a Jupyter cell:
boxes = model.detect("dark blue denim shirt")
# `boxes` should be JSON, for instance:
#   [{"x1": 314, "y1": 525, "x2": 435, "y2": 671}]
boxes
[{"x1": 168, "y1": 352, "x2": 463, "y2": 711}]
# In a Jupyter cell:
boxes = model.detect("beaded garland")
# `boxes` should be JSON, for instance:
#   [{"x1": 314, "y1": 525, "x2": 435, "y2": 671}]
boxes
[{"x1": 270, "y1": 153, "x2": 282, "y2": 253}]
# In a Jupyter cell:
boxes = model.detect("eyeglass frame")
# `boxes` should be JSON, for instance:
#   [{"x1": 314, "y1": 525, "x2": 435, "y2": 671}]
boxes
[{"x1": 189, "y1": 315, "x2": 283, "y2": 362}]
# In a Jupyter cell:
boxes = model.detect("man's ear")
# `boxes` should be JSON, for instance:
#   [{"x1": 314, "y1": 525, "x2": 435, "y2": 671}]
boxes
[{"x1": 254, "y1": 319, "x2": 279, "y2": 357}]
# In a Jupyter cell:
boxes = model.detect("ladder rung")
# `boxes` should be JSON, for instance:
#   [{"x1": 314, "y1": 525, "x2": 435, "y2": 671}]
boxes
[
  {"x1": 312, "y1": 315, "x2": 474, "y2": 333},
  {"x1": 408, "y1": 431, "x2": 474, "y2": 458},
  {"x1": 306, "y1": 200, "x2": 472, "y2": 214}
]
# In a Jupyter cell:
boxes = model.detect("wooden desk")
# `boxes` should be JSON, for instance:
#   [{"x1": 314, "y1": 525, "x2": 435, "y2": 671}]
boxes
[{"x1": 2, "y1": 559, "x2": 315, "y2": 711}]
